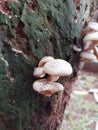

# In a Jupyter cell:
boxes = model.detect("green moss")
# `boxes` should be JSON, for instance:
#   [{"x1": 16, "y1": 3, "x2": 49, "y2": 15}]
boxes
[{"x1": 0, "y1": 0, "x2": 95, "y2": 129}]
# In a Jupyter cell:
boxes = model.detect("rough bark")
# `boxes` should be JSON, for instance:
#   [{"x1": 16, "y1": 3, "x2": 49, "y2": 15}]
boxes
[{"x1": 0, "y1": 0, "x2": 97, "y2": 130}]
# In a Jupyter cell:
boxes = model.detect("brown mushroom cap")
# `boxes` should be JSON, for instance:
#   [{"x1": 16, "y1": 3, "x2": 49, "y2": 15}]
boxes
[
  {"x1": 43, "y1": 59, "x2": 73, "y2": 76},
  {"x1": 38, "y1": 56, "x2": 54, "y2": 67},
  {"x1": 33, "y1": 79, "x2": 64, "y2": 96}
]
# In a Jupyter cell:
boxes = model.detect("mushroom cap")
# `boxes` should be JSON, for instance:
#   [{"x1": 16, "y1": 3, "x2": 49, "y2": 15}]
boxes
[
  {"x1": 83, "y1": 32, "x2": 98, "y2": 43},
  {"x1": 33, "y1": 67, "x2": 45, "y2": 78},
  {"x1": 88, "y1": 22, "x2": 98, "y2": 31},
  {"x1": 71, "y1": 44, "x2": 82, "y2": 52},
  {"x1": 38, "y1": 56, "x2": 54, "y2": 67},
  {"x1": 43, "y1": 59, "x2": 73, "y2": 76},
  {"x1": 80, "y1": 51, "x2": 97, "y2": 61},
  {"x1": 33, "y1": 79, "x2": 64, "y2": 96}
]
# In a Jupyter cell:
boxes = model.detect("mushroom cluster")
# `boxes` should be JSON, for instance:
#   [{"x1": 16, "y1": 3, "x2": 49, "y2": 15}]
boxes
[
  {"x1": 79, "y1": 21, "x2": 98, "y2": 69},
  {"x1": 32, "y1": 56, "x2": 73, "y2": 96}
]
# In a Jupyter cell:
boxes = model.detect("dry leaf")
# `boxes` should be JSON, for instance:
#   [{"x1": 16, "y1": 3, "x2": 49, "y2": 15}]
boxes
[{"x1": 93, "y1": 93, "x2": 98, "y2": 103}]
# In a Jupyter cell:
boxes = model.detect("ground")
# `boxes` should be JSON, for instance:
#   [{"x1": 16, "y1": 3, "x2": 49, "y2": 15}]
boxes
[{"x1": 60, "y1": 70, "x2": 98, "y2": 130}]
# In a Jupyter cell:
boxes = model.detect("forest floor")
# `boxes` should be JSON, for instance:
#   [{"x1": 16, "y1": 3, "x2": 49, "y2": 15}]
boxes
[{"x1": 60, "y1": 70, "x2": 98, "y2": 130}]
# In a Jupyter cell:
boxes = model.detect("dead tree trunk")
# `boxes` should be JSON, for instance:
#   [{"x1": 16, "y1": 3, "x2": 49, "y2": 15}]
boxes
[{"x1": 0, "y1": 0, "x2": 96, "y2": 130}]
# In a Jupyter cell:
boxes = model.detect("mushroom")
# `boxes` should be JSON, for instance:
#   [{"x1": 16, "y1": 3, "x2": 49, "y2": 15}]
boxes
[
  {"x1": 71, "y1": 44, "x2": 82, "y2": 52},
  {"x1": 80, "y1": 51, "x2": 97, "y2": 61},
  {"x1": 81, "y1": 21, "x2": 98, "y2": 68},
  {"x1": 33, "y1": 79, "x2": 64, "y2": 96},
  {"x1": 32, "y1": 57, "x2": 73, "y2": 96},
  {"x1": 38, "y1": 56, "x2": 54, "y2": 67},
  {"x1": 33, "y1": 67, "x2": 45, "y2": 78},
  {"x1": 43, "y1": 59, "x2": 73, "y2": 76},
  {"x1": 83, "y1": 32, "x2": 98, "y2": 43},
  {"x1": 88, "y1": 22, "x2": 98, "y2": 31}
]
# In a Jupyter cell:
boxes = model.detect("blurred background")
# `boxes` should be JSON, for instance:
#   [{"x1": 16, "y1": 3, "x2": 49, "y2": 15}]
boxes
[{"x1": 60, "y1": 61, "x2": 98, "y2": 130}]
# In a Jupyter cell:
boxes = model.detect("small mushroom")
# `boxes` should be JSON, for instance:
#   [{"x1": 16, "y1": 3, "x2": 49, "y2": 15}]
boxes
[
  {"x1": 88, "y1": 22, "x2": 98, "y2": 31},
  {"x1": 33, "y1": 79, "x2": 64, "y2": 96},
  {"x1": 33, "y1": 67, "x2": 45, "y2": 78},
  {"x1": 71, "y1": 44, "x2": 82, "y2": 52},
  {"x1": 80, "y1": 51, "x2": 97, "y2": 61},
  {"x1": 83, "y1": 32, "x2": 98, "y2": 43},
  {"x1": 43, "y1": 59, "x2": 73, "y2": 76},
  {"x1": 38, "y1": 56, "x2": 54, "y2": 67}
]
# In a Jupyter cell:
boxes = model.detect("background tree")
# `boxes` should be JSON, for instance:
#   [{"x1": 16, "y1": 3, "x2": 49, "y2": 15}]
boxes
[{"x1": 0, "y1": 0, "x2": 97, "y2": 130}]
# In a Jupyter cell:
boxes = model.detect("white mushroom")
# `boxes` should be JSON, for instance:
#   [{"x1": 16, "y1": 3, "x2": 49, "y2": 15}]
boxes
[
  {"x1": 33, "y1": 67, "x2": 45, "y2": 78},
  {"x1": 80, "y1": 51, "x2": 97, "y2": 61},
  {"x1": 38, "y1": 56, "x2": 54, "y2": 67},
  {"x1": 83, "y1": 32, "x2": 98, "y2": 43},
  {"x1": 33, "y1": 79, "x2": 64, "y2": 96},
  {"x1": 43, "y1": 59, "x2": 73, "y2": 76},
  {"x1": 88, "y1": 22, "x2": 98, "y2": 31},
  {"x1": 71, "y1": 44, "x2": 82, "y2": 52}
]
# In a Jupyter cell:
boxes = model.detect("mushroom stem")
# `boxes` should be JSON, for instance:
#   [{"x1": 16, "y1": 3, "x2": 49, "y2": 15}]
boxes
[{"x1": 47, "y1": 75, "x2": 59, "y2": 82}]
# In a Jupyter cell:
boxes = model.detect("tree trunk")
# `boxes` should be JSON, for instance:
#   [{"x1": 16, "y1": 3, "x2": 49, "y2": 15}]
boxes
[{"x1": 0, "y1": 0, "x2": 96, "y2": 130}]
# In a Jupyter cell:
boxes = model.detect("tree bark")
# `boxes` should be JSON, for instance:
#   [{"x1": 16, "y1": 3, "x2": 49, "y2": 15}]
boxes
[{"x1": 0, "y1": 0, "x2": 96, "y2": 130}]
